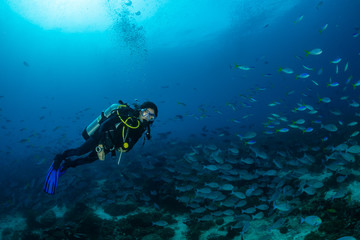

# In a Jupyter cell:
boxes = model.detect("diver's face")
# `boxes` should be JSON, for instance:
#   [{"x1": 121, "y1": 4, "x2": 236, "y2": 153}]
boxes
[{"x1": 140, "y1": 108, "x2": 156, "y2": 122}]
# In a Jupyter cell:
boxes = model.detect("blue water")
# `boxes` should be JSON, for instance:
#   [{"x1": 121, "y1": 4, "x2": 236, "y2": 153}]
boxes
[{"x1": 1, "y1": 0, "x2": 360, "y2": 239}]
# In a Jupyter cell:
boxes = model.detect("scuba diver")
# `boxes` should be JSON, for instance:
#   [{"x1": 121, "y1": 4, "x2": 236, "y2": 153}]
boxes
[{"x1": 44, "y1": 100, "x2": 158, "y2": 195}]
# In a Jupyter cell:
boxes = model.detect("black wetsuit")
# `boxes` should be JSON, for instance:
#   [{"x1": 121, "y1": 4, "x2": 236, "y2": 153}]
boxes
[{"x1": 56, "y1": 107, "x2": 147, "y2": 170}]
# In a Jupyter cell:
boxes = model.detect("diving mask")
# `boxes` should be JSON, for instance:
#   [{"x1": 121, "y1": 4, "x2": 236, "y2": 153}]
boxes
[{"x1": 141, "y1": 109, "x2": 156, "y2": 122}]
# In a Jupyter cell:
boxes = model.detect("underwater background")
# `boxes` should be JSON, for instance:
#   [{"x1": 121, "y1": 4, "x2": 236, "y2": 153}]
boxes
[{"x1": 1, "y1": 0, "x2": 360, "y2": 239}]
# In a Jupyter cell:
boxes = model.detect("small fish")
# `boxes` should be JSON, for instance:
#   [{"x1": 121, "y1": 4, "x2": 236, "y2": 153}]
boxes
[
  {"x1": 177, "y1": 102, "x2": 186, "y2": 106},
  {"x1": 237, "y1": 132, "x2": 257, "y2": 141},
  {"x1": 273, "y1": 201, "x2": 292, "y2": 211},
  {"x1": 252, "y1": 212, "x2": 264, "y2": 220},
  {"x1": 336, "y1": 65, "x2": 339, "y2": 74},
  {"x1": 321, "y1": 136, "x2": 328, "y2": 142},
  {"x1": 303, "y1": 127, "x2": 314, "y2": 133},
  {"x1": 264, "y1": 130, "x2": 274, "y2": 135},
  {"x1": 344, "y1": 62, "x2": 349, "y2": 72},
  {"x1": 23, "y1": 61, "x2": 29, "y2": 67},
  {"x1": 245, "y1": 140, "x2": 256, "y2": 145},
  {"x1": 301, "y1": 216, "x2": 322, "y2": 226},
  {"x1": 278, "y1": 67, "x2": 294, "y2": 74},
  {"x1": 279, "y1": 117, "x2": 288, "y2": 122},
  {"x1": 293, "y1": 119, "x2": 305, "y2": 124},
  {"x1": 331, "y1": 57, "x2": 342, "y2": 64},
  {"x1": 350, "y1": 101, "x2": 360, "y2": 107},
  {"x1": 226, "y1": 103, "x2": 236, "y2": 111},
  {"x1": 319, "y1": 97, "x2": 331, "y2": 103},
  {"x1": 234, "y1": 63, "x2": 254, "y2": 70},
  {"x1": 305, "y1": 48, "x2": 322, "y2": 56},
  {"x1": 295, "y1": 105, "x2": 307, "y2": 111},
  {"x1": 268, "y1": 101, "x2": 280, "y2": 107},
  {"x1": 348, "y1": 122, "x2": 358, "y2": 126},
  {"x1": 205, "y1": 182, "x2": 219, "y2": 188},
  {"x1": 296, "y1": 73, "x2": 310, "y2": 79},
  {"x1": 330, "y1": 110, "x2": 342, "y2": 116},
  {"x1": 312, "y1": 80, "x2": 319, "y2": 86},
  {"x1": 350, "y1": 131, "x2": 360, "y2": 137},
  {"x1": 276, "y1": 128, "x2": 289, "y2": 133},
  {"x1": 196, "y1": 188, "x2": 212, "y2": 194},
  {"x1": 242, "y1": 207, "x2": 257, "y2": 214},
  {"x1": 303, "y1": 65, "x2": 314, "y2": 71},
  {"x1": 242, "y1": 114, "x2": 253, "y2": 119},
  {"x1": 352, "y1": 80, "x2": 360, "y2": 89},
  {"x1": 204, "y1": 165, "x2": 219, "y2": 171},
  {"x1": 327, "y1": 82, "x2": 339, "y2": 87},
  {"x1": 347, "y1": 145, "x2": 360, "y2": 154},
  {"x1": 322, "y1": 124, "x2": 338, "y2": 132},
  {"x1": 294, "y1": 15, "x2": 304, "y2": 24},
  {"x1": 222, "y1": 184, "x2": 234, "y2": 191},
  {"x1": 319, "y1": 24, "x2": 328, "y2": 34},
  {"x1": 286, "y1": 90, "x2": 295, "y2": 96},
  {"x1": 152, "y1": 220, "x2": 168, "y2": 227}
]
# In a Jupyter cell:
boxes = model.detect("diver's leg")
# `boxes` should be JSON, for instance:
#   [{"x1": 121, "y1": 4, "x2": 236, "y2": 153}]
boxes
[
  {"x1": 61, "y1": 151, "x2": 99, "y2": 170},
  {"x1": 53, "y1": 137, "x2": 98, "y2": 169},
  {"x1": 61, "y1": 137, "x2": 98, "y2": 158}
]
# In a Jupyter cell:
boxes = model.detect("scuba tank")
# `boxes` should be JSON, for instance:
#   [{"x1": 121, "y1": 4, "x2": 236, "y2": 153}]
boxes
[{"x1": 82, "y1": 103, "x2": 120, "y2": 140}]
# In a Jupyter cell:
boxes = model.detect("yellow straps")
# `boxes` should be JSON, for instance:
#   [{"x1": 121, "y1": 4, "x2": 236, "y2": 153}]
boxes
[
  {"x1": 119, "y1": 126, "x2": 129, "y2": 165},
  {"x1": 116, "y1": 105, "x2": 140, "y2": 129},
  {"x1": 116, "y1": 105, "x2": 138, "y2": 158},
  {"x1": 120, "y1": 117, "x2": 140, "y2": 129},
  {"x1": 122, "y1": 126, "x2": 130, "y2": 147}
]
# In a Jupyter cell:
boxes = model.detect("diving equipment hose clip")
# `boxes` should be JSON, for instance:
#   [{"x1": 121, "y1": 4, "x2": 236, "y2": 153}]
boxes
[
  {"x1": 96, "y1": 145, "x2": 104, "y2": 153},
  {"x1": 96, "y1": 144, "x2": 105, "y2": 161}
]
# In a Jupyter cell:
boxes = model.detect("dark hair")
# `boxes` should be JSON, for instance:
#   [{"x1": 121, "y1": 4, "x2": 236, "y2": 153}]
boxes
[{"x1": 141, "y1": 101, "x2": 158, "y2": 117}]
